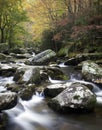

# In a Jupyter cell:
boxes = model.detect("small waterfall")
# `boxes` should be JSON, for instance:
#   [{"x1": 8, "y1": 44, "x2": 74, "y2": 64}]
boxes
[
  {"x1": 0, "y1": 63, "x2": 102, "y2": 130},
  {"x1": 49, "y1": 67, "x2": 102, "y2": 105},
  {"x1": 58, "y1": 62, "x2": 68, "y2": 67},
  {"x1": 0, "y1": 76, "x2": 14, "y2": 92},
  {"x1": 70, "y1": 78, "x2": 100, "y2": 92},
  {"x1": 48, "y1": 76, "x2": 67, "y2": 84}
]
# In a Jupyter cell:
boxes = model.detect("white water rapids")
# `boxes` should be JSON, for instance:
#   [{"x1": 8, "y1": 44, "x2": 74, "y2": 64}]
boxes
[
  {"x1": 0, "y1": 64, "x2": 102, "y2": 130},
  {"x1": 5, "y1": 95, "x2": 56, "y2": 130}
]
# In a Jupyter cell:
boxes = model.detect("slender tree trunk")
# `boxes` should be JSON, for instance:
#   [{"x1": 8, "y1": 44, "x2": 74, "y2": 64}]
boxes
[
  {"x1": 97, "y1": 0, "x2": 100, "y2": 15},
  {"x1": 0, "y1": 28, "x2": 5, "y2": 43},
  {"x1": 8, "y1": 29, "x2": 13, "y2": 48}
]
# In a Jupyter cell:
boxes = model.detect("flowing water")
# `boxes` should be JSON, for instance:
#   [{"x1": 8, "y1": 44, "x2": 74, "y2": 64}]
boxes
[{"x1": 1, "y1": 64, "x2": 102, "y2": 130}]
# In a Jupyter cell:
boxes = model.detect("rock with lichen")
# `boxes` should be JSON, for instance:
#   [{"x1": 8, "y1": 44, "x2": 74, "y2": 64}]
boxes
[
  {"x1": 48, "y1": 83, "x2": 96, "y2": 113},
  {"x1": 0, "y1": 92, "x2": 17, "y2": 111},
  {"x1": 82, "y1": 61, "x2": 102, "y2": 85},
  {"x1": 25, "y1": 49, "x2": 56, "y2": 65}
]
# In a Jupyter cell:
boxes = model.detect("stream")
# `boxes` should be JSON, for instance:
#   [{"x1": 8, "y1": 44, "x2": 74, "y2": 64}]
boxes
[{"x1": 1, "y1": 64, "x2": 102, "y2": 130}]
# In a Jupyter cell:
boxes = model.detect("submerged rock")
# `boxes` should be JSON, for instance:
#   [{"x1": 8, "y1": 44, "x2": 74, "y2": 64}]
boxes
[
  {"x1": 48, "y1": 83, "x2": 96, "y2": 113},
  {"x1": 0, "y1": 92, "x2": 17, "y2": 111},
  {"x1": 82, "y1": 61, "x2": 102, "y2": 85}
]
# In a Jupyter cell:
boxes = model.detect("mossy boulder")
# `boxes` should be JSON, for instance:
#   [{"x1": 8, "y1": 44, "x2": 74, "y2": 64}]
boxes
[
  {"x1": 82, "y1": 61, "x2": 102, "y2": 85},
  {"x1": 18, "y1": 84, "x2": 35, "y2": 100},
  {"x1": 6, "y1": 83, "x2": 35, "y2": 100},
  {"x1": 65, "y1": 53, "x2": 102, "y2": 66},
  {"x1": 42, "y1": 66, "x2": 68, "y2": 81}
]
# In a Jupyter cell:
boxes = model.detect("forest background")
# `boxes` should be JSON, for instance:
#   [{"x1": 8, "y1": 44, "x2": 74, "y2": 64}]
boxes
[{"x1": 0, "y1": 0, "x2": 101, "y2": 57}]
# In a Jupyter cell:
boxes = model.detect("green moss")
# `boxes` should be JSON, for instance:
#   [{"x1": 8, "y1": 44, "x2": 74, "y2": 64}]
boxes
[
  {"x1": 57, "y1": 47, "x2": 68, "y2": 57},
  {"x1": 73, "y1": 95, "x2": 80, "y2": 100}
]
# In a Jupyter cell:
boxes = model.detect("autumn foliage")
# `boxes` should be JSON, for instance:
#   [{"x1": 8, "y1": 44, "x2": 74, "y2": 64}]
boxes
[{"x1": 0, "y1": 0, "x2": 101, "y2": 52}]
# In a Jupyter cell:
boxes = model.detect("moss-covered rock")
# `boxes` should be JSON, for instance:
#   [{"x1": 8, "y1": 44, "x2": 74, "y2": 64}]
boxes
[
  {"x1": 82, "y1": 61, "x2": 102, "y2": 85},
  {"x1": 18, "y1": 84, "x2": 35, "y2": 100},
  {"x1": 65, "y1": 53, "x2": 102, "y2": 66},
  {"x1": 42, "y1": 66, "x2": 68, "y2": 81},
  {"x1": 6, "y1": 83, "x2": 36, "y2": 100}
]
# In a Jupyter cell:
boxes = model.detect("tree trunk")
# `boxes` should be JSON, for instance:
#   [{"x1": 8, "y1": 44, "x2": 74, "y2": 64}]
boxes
[
  {"x1": 97, "y1": 0, "x2": 101, "y2": 15},
  {"x1": 8, "y1": 29, "x2": 13, "y2": 48},
  {"x1": 0, "y1": 28, "x2": 5, "y2": 43}
]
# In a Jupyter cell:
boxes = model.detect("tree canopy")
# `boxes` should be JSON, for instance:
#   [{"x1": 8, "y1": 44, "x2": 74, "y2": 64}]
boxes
[
  {"x1": 0, "y1": 0, "x2": 27, "y2": 46},
  {"x1": 0, "y1": 0, "x2": 101, "y2": 52}
]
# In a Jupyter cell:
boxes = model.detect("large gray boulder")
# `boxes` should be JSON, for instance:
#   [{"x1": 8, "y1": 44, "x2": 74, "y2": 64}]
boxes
[
  {"x1": 13, "y1": 66, "x2": 41, "y2": 84},
  {"x1": 0, "y1": 92, "x2": 17, "y2": 111},
  {"x1": 48, "y1": 83, "x2": 96, "y2": 113},
  {"x1": 26, "y1": 49, "x2": 56, "y2": 65},
  {"x1": 82, "y1": 61, "x2": 102, "y2": 85}
]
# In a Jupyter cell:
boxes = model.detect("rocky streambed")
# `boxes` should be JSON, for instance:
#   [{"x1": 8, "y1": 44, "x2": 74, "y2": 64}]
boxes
[{"x1": 0, "y1": 48, "x2": 102, "y2": 130}]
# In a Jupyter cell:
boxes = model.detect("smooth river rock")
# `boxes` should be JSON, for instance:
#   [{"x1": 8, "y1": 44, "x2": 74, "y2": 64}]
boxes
[{"x1": 0, "y1": 92, "x2": 17, "y2": 111}]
